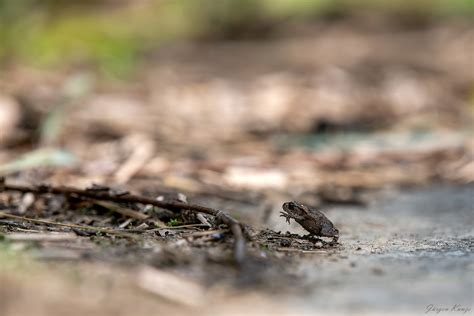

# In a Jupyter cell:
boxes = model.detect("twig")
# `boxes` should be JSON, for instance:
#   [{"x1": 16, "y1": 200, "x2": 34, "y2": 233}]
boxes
[
  {"x1": 0, "y1": 211, "x2": 137, "y2": 238},
  {"x1": 160, "y1": 223, "x2": 209, "y2": 230},
  {"x1": 184, "y1": 228, "x2": 229, "y2": 238},
  {"x1": 93, "y1": 200, "x2": 149, "y2": 220},
  {"x1": 277, "y1": 248, "x2": 328, "y2": 254},
  {"x1": 0, "y1": 177, "x2": 246, "y2": 264}
]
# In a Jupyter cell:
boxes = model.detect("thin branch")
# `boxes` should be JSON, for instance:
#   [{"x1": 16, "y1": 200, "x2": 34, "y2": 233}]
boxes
[
  {"x1": 0, "y1": 177, "x2": 246, "y2": 264},
  {"x1": 183, "y1": 228, "x2": 229, "y2": 238},
  {"x1": 0, "y1": 211, "x2": 137, "y2": 238},
  {"x1": 160, "y1": 223, "x2": 210, "y2": 230},
  {"x1": 93, "y1": 200, "x2": 150, "y2": 220}
]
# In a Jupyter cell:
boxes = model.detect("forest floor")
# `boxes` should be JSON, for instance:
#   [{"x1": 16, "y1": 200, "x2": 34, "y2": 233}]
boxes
[{"x1": 0, "y1": 16, "x2": 473, "y2": 316}]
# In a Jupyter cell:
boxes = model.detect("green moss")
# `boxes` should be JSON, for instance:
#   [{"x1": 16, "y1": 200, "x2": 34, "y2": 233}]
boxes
[{"x1": 167, "y1": 218, "x2": 180, "y2": 227}]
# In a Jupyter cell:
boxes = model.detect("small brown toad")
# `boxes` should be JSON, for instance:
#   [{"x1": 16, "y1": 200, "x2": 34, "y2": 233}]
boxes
[{"x1": 281, "y1": 201, "x2": 339, "y2": 243}]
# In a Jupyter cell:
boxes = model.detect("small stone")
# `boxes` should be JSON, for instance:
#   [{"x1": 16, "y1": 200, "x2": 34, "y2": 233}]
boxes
[
  {"x1": 0, "y1": 95, "x2": 21, "y2": 144},
  {"x1": 372, "y1": 267, "x2": 384, "y2": 275}
]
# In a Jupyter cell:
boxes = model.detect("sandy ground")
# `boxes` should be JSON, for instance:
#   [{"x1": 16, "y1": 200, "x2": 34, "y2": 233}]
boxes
[{"x1": 1, "y1": 184, "x2": 472, "y2": 316}]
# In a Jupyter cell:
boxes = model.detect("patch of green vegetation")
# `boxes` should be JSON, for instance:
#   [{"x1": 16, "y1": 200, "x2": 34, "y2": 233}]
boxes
[
  {"x1": 0, "y1": 0, "x2": 472, "y2": 78},
  {"x1": 0, "y1": 0, "x2": 205, "y2": 77},
  {"x1": 167, "y1": 218, "x2": 180, "y2": 227}
]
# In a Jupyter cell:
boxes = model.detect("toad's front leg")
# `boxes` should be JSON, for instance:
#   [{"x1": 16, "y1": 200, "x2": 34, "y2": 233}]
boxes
[{"x1": 280, "y1": 211, "x2": 304, "y2": 224}]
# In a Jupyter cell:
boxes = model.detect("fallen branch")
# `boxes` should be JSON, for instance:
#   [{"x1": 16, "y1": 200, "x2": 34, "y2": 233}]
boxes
[
  {"x1": 93, "y1": 200, "x2": 150, "y2": 220},
  {"x1": 0, "y1": 177, "x2": 246, "y2": 264},
  {"x1": 0, "y1": 211, "x2": 138, "y2": 238}
]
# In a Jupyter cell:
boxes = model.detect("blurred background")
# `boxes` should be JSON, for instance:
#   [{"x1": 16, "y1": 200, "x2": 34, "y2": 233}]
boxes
[
  {"x1": 0, "y1": 1, "x2": 473, "y2": 315},
  {"x1": 0, "y1": 0, "x2": 473, "y2": 183}
]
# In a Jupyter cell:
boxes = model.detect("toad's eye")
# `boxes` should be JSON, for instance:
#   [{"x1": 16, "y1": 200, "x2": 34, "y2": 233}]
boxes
[{"x1": 288, "y1": 202, "x2": 297, "y2": 210}]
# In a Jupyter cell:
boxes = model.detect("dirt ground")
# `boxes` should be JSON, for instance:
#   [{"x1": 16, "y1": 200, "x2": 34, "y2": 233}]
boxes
[
  {"x1": 0, "y1": 16, "x2": 473, "y2": 316},
  {"x1": 1, "y1": 184, "x2": 472, "y2": 315}
]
